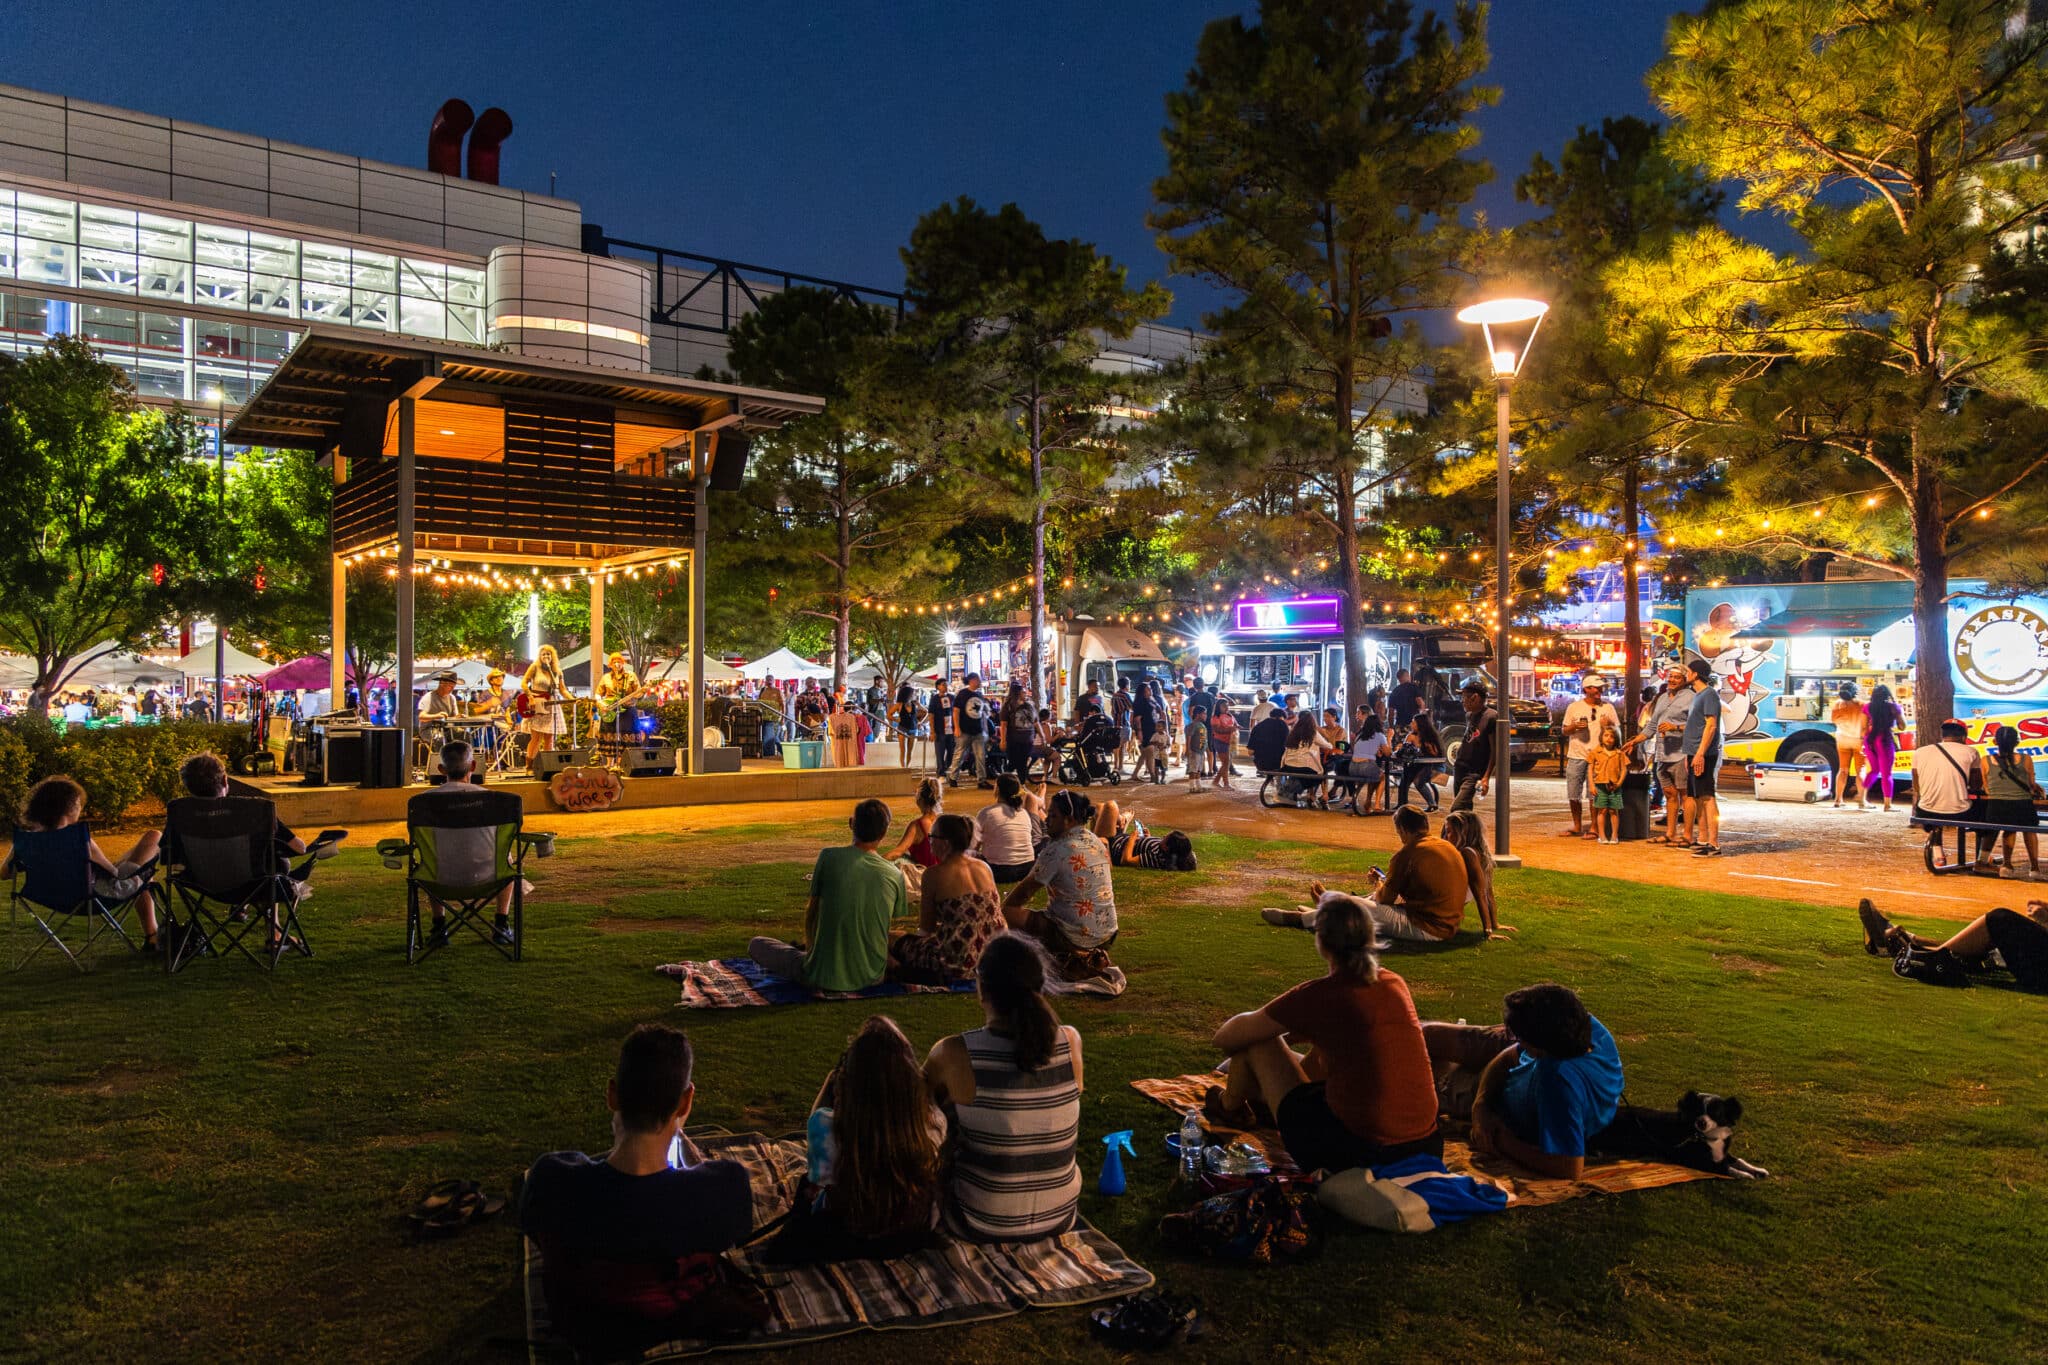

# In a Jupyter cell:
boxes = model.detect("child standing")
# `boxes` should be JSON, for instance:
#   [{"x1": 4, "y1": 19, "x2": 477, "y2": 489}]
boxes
[
  {"x1": 1185, "y1": 706, "x2": 1210, "y2": 790},
  {"x1": 1588, "y1": 723, "x2": 1628, "y2": 844},
  {"x1": 1209, "y1": 700, "x2": 1237, "y2": 790}
]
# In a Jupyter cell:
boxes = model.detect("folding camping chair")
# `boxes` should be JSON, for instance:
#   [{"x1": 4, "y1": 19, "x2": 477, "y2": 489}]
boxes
[
  {"x1": 378, "y1": 787, "x2": 553, "y2": 964},
  {"x1": 159, "y1": 796, "x2": 345, "y2": 975},
  {"x1": 5, "y1": 824, "x2": 152, "y2": 972}
]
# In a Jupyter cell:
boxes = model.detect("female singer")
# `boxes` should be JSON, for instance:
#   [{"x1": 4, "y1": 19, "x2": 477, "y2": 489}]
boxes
[{"x1": 522, "y1": 645, "x2": 567, "y2": 766}]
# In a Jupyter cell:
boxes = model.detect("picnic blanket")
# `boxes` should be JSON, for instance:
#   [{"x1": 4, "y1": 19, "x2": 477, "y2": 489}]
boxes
[
  {"x1": 1131, "y1": 1073, "x2": 1721, "y2": 1208},
  {"x1": 660, "y1": 956, "x2": 1126, "y2": 1008},
  {"x1": 524, "y1": 1132, "x2": 1153, "y2": 1363}
]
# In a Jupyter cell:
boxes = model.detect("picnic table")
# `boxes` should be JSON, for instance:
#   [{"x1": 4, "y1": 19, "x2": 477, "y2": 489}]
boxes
[{"x1": 1910, "y1": 809, "x2": 2046, "y2": 878}]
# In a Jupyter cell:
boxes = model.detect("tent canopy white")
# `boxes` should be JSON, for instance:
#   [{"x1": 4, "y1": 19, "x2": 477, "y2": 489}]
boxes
[
  {"x1": 65, "y1": 642, "x2": 177, "y2": 689},
  {"x1": 740, "y1": 647, "x2": 833, "y2": 681},
  {"x1": 646, "y1": 656, "x2": 742, "y2": 683},
  {"x1": 174, "y1": 638, "x2": 271, "y2": 678}
]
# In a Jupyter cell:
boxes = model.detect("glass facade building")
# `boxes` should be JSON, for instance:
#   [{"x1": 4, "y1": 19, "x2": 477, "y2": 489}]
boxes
[{"x1": 0, "y1": 181, "x2": 486, "y2": 402}]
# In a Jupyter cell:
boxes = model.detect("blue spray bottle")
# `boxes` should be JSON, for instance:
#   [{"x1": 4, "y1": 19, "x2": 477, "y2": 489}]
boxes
[{"x1": 1099, "y1": 1130, "x2": 1136, "y2": 1196}]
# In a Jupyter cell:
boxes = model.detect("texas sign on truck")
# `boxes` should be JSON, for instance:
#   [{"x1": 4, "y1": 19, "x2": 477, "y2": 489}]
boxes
[{"x1": 1680, "y1": 578, "x2": 2048, "y2": 786}]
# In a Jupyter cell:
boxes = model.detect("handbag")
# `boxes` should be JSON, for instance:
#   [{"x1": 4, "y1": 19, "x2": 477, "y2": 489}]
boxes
[
  {"x1": 1892, "y1": 943, "x2": 1971, "y2": 988},
  {"x1": 1159, "y1": 1177, "x2": 1323, "y2": 1263}
]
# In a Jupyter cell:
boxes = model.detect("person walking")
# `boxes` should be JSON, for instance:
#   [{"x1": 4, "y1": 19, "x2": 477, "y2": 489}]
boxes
[
  {"x1": 929, "y1": 683, "x2": 955, "y2": 778},
  {"x1": 894, "y1": 681, "x2": 923, "y2": 769},
  {"x1": 946, "y1": 674, "x2": 992, "y2": 788},
  {"x1": 1681, "y1": 659, "x2": 1724, "y2": 858},
  {"x1": 999, "y1": 682, "x2": 1036, "y2": 784},
  {"x1": 1111, "y1": 678, "x2": 1134, "y2": 777},
  {"x1": 1829, "y1": 682, "x2": 1868, "y2": 809},
  {"x1": 1559, "y1": 676, "x2": 1619, "y2": 841},
  {"x1": 1448, "y1": 680, "x2": 1497, "y2": 814},
  {"x1": 1863, "y1": 683, "x2": 1903, "y2": 813}
]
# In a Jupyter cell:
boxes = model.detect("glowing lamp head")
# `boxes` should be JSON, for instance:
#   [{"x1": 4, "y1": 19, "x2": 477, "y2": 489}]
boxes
[
  {"x1": 1456, "y1": 295, "x2": 1549, "y2": 379},
  {"x1": 1194, "y1": 630, "x2": 1222, "y2": 655},
  {"x1": 943, "y1": 629, "x2": 961, "y2": 646}
]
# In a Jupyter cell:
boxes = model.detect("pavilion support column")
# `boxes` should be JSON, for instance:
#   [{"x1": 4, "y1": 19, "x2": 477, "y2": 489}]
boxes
[
  {"x1": 588, "y1": 569, "x2": 605, "y2": 750},
  {"x1": 395, "y1": 397, "x2": 417, "y2": 781},
  {"x1": 329, "y1": 552, "x2": 346, "y2": 704},
  {"x1": 689, "y1": 461, "x2": 709, "y2": 779}
]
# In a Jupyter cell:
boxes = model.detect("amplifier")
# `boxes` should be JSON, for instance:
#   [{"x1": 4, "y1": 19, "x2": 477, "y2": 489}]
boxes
[
  {"x1": 531, "y1": 747, "x2": 593, "y2": 779},
  {"x1": 624, "y1": 743, "x2": 678, "y2": 777}
]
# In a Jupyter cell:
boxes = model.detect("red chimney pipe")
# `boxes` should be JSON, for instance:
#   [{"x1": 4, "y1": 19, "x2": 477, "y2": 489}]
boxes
[
  {"x1": 427, "y1": 98, "x2": 474, "y2": 176},
  {"x1": 467, "y1": 107, "x2": 514, "y2": 185}
]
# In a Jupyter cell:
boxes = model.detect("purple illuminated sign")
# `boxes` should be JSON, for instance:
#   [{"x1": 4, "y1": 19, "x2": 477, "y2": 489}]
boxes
[{"x1": 1233, "y1": 597, "x2": 1343, "y2": 635}]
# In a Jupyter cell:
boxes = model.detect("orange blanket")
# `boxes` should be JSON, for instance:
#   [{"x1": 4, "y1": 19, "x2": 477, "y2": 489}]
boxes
[{"x1": 1132, "y1": 1073, "x2": 1720, "y2": 1208}]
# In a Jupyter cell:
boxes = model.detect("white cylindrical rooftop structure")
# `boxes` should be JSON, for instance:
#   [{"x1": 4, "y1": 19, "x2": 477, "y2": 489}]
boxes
[{"x1": 486, "y1": 244, "x2": 651, "y2": 371}]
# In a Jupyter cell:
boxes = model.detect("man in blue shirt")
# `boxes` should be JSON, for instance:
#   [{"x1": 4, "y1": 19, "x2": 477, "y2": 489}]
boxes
[
  {"x1": 521, "y1": 1024, "x2": 756, "y2": 1354},
  {"x1": 1426, "y1": 983, "x2": 1623, "y2": 1181}
]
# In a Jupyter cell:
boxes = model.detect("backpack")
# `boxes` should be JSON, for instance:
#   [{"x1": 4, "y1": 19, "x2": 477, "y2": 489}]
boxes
[
  {"x1": 1893, "y1": 944, "x2": 1970, "y2": 988},
  {"x1": 1158, "y1": 1178, "x2": 1322, "y2": 1263}
]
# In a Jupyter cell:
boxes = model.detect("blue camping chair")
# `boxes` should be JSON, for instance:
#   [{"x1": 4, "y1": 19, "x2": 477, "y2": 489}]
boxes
[{"x1": 6, "y1": 823, "x2": 153, "y2": 972}]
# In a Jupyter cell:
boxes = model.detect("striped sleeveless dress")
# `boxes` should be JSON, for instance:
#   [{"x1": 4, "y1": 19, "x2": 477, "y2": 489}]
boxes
[{"x1": 947, "y1": 1025, "x2": 1081, "y2": 1242}]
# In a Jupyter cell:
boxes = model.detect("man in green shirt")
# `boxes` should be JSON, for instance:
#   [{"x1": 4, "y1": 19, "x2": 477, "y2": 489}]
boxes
[{"x1": 748, "y1": 799, "x2": 906, "y2": 990}]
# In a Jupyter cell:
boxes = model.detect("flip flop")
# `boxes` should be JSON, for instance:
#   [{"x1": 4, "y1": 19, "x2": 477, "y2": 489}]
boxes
[
  {"x1": 409, "y1": 1184, "x2": 505, "y2": 1241},
  {"x1": 1089, "y1": 1290, "x2": 1209, "y2": 1350}
]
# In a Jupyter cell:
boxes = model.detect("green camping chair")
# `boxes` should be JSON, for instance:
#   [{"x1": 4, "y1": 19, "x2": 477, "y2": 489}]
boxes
[{"x1": 379, "y1": 786, "x2": 553, "y2": 963}]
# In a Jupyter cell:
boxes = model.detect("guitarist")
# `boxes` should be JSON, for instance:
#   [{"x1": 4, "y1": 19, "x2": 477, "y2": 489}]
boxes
[{"x1": 591, "y1": 652, "x2": 645, "y2": 761}]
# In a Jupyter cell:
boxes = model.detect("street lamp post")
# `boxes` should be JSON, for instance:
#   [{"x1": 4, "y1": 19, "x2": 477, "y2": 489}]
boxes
[
  {"x1": 1454, "y1": 296, "x2": 1547, "y2": 864},
  {"x1": 206, "y1": 386, "x2": 227, "y2": 724}
]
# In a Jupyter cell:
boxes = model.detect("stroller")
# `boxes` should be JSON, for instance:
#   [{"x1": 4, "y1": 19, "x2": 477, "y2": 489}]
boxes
[{"x1": 1055, "y1": 713, "x2": 1123, "y2": 786}]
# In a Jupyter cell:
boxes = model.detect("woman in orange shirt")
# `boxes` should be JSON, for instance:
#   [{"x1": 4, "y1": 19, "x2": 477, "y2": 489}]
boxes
[{"x1": 1828, "y1": 683, "x2": 1867, "y2": 809}]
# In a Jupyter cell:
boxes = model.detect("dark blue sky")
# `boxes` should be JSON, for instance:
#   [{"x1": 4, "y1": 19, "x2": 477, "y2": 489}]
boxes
[{"x1": 11, "y1": 0, "x2": 1681, "y2": 324}]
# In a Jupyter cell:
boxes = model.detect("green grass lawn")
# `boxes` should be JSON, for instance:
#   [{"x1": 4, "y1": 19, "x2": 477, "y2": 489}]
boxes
[{"x1": 3, "y1": 817, "x2": 2043, "y2": 1364}]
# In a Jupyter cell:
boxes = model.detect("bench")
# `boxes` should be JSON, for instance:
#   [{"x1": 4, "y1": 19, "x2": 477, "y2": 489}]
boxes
[
  {"x1": 1256, "y1": 768, "x2": 1372, "y2": 815},
  {"x1": 1908, "y1": 812, "x2": 2044, "y2": 878}
]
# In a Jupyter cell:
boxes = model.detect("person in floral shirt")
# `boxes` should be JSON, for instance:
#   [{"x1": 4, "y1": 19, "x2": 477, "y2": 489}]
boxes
[{"x1": 1001, "y1": 788, "x2": 1118, "y2": 953}]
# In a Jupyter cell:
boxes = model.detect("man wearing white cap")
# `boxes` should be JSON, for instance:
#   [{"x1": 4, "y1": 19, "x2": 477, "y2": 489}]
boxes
[{"x1": 1559, "y1": 675, "x2": 1619, "y2": 841}]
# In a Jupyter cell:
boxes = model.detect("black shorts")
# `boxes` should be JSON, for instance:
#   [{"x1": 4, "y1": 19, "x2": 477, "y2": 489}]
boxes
[
  {"x1": 1686, "y1": 762, "x2": 1721, "y2": 799},
  {"x1": 1275, "y1": 1081, "x2": 1442, "y2": 1175},
  {"x1": 1986, "y1": 908, "x2": 2048, "y2": 993},
  {"x1": 987, "y1": 860, "x2": 1035, "y2": 884}
]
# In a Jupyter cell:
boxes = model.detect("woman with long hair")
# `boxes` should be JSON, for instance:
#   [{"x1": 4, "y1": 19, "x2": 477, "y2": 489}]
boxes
[
  {"x1": 1862, "y1": 683, "x2": 1902, "y2": 812},
  {"x1": 769, "y1": 1015, "x2": 944, "y2": 1262},
  {"x1": 923, "y1": 933, "x2": 1084, "y2": 1242},
  {"x1": 1983, "y1": 725, "x2": 2043, "y2": 875},
  {"x1": 17, "y1": 775, "x2": 162, "y2": 951},
  {"x1": 1207, "y1": 894, "x2": 1441, "y2": 1174},
  {"x1": 887, "y1": 776, "x2": 944, "y2": 868},
  {"x1": 1441, "y1": 809, "x2": 1512, "y2": 939},
  {"x1": 973, "y1": 775, "x2": 1039, "y2": 884},
  {"x1": 1281, "y1": 712, "x2": 1334, "y2": 808},
  {"x1": 891, "y1": 814, "x2": 1005, "y2": 982},
  {"x1": 521, "y1": 644, "x2": 567, "y2": 766},
  {"x1": 894, "y1": 682, "x2": 922, "y2": 768},
  {"x1": 1396, "y1": 710, "x2": 1444, "y2": 812}
]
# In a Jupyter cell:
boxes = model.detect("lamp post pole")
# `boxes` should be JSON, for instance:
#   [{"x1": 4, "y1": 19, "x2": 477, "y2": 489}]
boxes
[
  {"x1": 1493, "y1": 377, "x2": 1513, "y2": 862},
  {"x1": 211, "y1": 389, "x2": 227, "y2": 725}
]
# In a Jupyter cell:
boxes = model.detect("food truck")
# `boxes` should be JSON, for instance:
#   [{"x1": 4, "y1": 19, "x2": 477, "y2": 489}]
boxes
[
  {"x1": 1195, "y1": 594, "x2": 1552, "y2": 768},
  {"x1": 1680, "y1": 579, "x2": 2048, "y2": 784},
  {"x1": 947, "y1": 616, "x2": 1176, "y2": 717}
]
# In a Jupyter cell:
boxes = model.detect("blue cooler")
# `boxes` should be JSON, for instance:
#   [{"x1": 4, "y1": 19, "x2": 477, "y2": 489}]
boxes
[{"x1": 782, "y1": 740, "x2": 825, "y2": 769}]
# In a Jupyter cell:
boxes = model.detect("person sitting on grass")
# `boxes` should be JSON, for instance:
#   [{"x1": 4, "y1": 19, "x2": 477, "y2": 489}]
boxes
[
  {"x1": 886, "y1": 776, "x2": 943, "y2": 869},
  {"x1": 1261, "y1": 805, "x2": 1467, "y2": 945},
  {"x1": 519, "y1": 1024, "x2": 757, "y2": 1357},
  {"x1": 16, "y1": 775, "x2": 162, "y2": 953},
  {"x1": 889, "y1": 815, "x2": 1005, "y2": 984},
  {"x1": 749, "y1": 798, "x2": 907, "y2": 991},
  {"x1": 972, "y1": 775, "x2": 1041, "y2": 884},
  {"x1": 1858, "y1": 897, "x2": 2048, "y2": 993},
  {"x1": 1421, "y1": 983, "x2": 1624, "y2": 1182},
  {"x1": 1441, "y1": 809, "x2": 1513, "y2": 940},
  {"x1": 1206, "y1": 895, "x2": 1443, "y2": 1174},
  {"x1": 768, "y1": 1015, "x2": 944, "y2": 1263},
  {"x1": 412, "y1": 740, "x2": 519, "y2": 946},
  {"x1": 923, "y1": 933, "x2": 1085, "y2": 1242},
  {"x1": 1001, "y1": 789, "x2": 1118, "y2": 976},
  {"x1": 1090, "y1": 798, "x2": 1198, "y2": 871}
]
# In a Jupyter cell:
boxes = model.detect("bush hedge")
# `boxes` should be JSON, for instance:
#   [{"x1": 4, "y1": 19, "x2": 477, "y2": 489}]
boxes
[{"x1": 0, "y1": 717, "x2": 258, "y2": 829}]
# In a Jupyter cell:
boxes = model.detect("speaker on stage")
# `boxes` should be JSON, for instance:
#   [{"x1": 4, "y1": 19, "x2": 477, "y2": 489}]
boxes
[
  {"x1": 709, "y1": 431, "x2": 750, "y2": 491},
  {"x1": 624, "y1": 743, "x2": 678, "y2": 777},
  {"x1": 531, "y1": 747, "x2": 593, "y2": 780}
]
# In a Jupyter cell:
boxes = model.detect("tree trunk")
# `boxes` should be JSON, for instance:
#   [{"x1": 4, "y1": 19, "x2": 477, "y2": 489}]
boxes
[
  {"x1": 1908, "y1": 441, "x2": 1952, "y2": 751},
  {"x1": 1335, "y1": 367, "x2": 1367, "y2": 715},
  {"x1": 1028, "y1": 383, "x2": 1048, "y2": 710},
  {"x1": 1621, "y1": 459, "x2": 1642, "y2": 739},
  {"x1": 833, "y1": 451, "x2": 851, "y2": 693}
]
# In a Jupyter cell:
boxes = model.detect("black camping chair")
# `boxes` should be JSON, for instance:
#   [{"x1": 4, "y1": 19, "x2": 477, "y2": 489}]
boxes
[
  {"x1": 160, "y1": 796, "x2": 345, "y2": 974},
  {"x1": 5, "y1": 824, "x2": 153, "y2": 972},
  {"x1": 378, "y1": 787, "x2": 553, "y2": 963}
]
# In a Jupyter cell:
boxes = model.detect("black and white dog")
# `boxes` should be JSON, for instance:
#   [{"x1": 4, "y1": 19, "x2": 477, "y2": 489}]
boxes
[{"x1": 1587, "y1": 1091, "x2": 1770, "y2": 1179}]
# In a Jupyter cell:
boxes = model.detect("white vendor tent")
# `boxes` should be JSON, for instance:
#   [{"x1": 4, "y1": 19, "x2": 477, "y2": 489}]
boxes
[
  {"x1": 740, "y1": 648, "x2": 833, "y2": 681},
  {"x1": 646, "y1": 656, "x2": 742, "y2": 683},
  {"x1": 175, "y1": 638, "x2": 272, "y2": 678},
  {"x1": 67, "y1": 642, "x2": 178, "y2": 688}
]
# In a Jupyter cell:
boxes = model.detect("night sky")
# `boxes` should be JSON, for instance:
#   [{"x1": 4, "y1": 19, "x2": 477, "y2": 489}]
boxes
[{"x1": 10, "y1": 0, "x2": 1680, "y2": 324}]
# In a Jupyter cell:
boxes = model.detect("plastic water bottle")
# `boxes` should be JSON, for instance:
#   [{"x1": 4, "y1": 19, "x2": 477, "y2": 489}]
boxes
[
  {"x1": 1179, "y1": 1109, "x2": 1205, "y2": 1181},
  {"x1": 806, "y1": 1108, "x2": 835, "y2": 1185}
]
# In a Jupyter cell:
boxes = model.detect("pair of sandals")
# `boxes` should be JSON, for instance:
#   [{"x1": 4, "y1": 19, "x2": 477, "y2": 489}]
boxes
[
  {"x1": 408, "y1": 1178, "x2": 507, "y2": 1241},
  {"x1": 1090, "y1": 1290, "x2": 1209, "y2": 1350}
]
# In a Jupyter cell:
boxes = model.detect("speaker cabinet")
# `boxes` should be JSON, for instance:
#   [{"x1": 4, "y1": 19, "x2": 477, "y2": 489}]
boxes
[{"x1": 531, "y1": 747, "x2": 593, "y2": 779}]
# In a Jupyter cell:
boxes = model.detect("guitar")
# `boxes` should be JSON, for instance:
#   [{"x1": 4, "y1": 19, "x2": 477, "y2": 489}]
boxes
[{"x1": 590, "y1": 683, "x2": 647, "y2": 735}]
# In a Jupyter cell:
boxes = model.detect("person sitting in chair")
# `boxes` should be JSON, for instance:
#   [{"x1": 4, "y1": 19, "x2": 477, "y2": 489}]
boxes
[
  {"x1": 413, "y1": 740, "x2": 517, "y2": 946},
  {"x1": 15, "y1": 775, "x2": 162, "y2": 953},
  {"x1": 748, "y1": 799, "x2": 907, "y2": 991},
  {"x1": 520, "y1": 1024, "x2": 756, "y2": 1358}
]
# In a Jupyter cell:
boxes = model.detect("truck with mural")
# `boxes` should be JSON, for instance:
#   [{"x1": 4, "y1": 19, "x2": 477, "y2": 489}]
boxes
[{"x1": 1680, "y1": 578, "x2": 2048, "y2": 786}]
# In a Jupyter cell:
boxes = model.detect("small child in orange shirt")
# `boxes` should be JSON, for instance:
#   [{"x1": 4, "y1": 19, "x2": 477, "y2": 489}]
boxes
[{"x1": 1588, "y1": 723, "x2": 1629, "y2": 844}]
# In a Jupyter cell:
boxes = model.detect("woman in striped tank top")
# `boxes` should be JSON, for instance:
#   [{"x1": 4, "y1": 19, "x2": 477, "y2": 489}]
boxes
[{"x1": 923, "y1": 933, "x2": 1085, "y2": 1243}]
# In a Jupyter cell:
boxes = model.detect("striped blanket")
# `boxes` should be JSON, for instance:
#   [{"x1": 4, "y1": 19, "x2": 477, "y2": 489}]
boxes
[
  {"x1": 660, "y1": 956, "x2": 1126, "y2": 1008},
  {"x1": 1131, "y1": 1073, "x2": 1721, "y2": 1208},
  {"x1": 524, "y1": 1133, "x2": 1153, "y2": 1363}
]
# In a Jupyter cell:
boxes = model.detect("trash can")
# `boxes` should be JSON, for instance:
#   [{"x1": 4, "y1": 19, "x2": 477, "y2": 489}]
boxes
[
  {"x1": 1618, "y1": 770, "x2": 1653, "y2": 840},
  {"x1": 781, "y1": 740, "x2": 824, "y2": 770}
]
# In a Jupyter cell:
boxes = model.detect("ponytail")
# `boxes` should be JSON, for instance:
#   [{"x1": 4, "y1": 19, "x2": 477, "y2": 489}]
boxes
[
  {"x1": 995, "y1": 774, "x2": 1024, "y2": 810},
  {"x1": 977, "y1": 933, "x2": 1062, "y2": 1071},
  {"x1": 1314, "y1": 894, "x2": 1380, "y2": 983}
]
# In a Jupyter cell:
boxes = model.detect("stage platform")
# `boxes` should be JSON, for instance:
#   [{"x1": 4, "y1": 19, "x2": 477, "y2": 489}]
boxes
[{"x1": 239, "y1": 762, "x2": 921, "y2": 827}]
